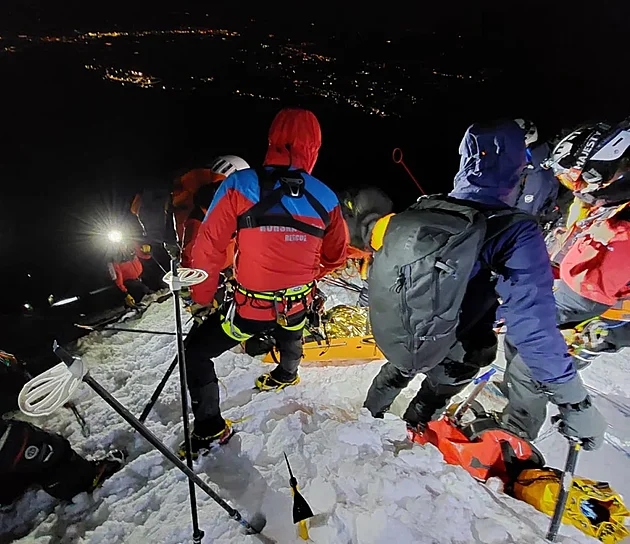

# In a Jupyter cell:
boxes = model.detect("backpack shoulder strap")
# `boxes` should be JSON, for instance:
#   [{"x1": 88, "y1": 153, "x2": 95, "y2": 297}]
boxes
[
  {"x1": 236, "y1": 168, "x2": 330, "y2": 238},
  {"x1": 483, "y1": 209, "x2": 537, "y2": 244}
]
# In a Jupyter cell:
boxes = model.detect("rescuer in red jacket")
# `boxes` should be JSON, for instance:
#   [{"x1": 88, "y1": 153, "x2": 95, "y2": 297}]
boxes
[
  {"x1": 180, "y1": 155, "x2": 251, "y2": 269},
  {"x1": 107, "y1": 243, "x2": 154, "y2": 308},
  {"x1": 179, "y1": 108, "x2": 348, "y2": 457}
]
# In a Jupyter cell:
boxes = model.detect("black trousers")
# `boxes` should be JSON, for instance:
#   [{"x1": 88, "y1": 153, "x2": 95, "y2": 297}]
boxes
[
  {"x1": 365, "y1": 324, "x2": 498, "y2": 426},
  {"x1": 365, "y1": 271, "x2": 499, "y2": 426},
  {"x1": 185, "y1": 311, "x2": 305, "y2": 436},
  {"x1": 0, "y1": 419, "x2": 96, "y2": 505},
  {"x1": 124, "y1": 279, "x2": 151, "y2": 303}
]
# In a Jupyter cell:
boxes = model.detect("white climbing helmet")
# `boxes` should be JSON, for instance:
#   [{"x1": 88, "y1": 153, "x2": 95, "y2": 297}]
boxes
[
  {"x1": 514, "y1": 119, "x2": 539, "y2": 147},
  {"x1": 208, "y1": 155, "x2": 250, "y2": 178}
]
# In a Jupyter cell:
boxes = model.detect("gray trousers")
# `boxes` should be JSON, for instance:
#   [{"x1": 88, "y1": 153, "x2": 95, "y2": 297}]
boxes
[
  {"x1": 501, "y1": 280, "x2": 626, "y2": 439},
  {"x1": 501, "y1": 343, "x2": 550, "y2": 439}
]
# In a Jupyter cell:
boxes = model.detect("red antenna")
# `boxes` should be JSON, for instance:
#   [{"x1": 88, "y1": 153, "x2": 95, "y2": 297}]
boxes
[{"x1": 392, "y1": 148, "x2": 426, "y2": 195}]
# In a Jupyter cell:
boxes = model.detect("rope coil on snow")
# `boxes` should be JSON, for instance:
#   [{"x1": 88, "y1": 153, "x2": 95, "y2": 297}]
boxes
[{"x1": 18, "y1": 360, "x2": 86, "y2": 416}]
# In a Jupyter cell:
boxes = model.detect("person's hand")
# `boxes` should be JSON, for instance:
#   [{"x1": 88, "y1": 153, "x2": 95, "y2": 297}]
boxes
[
  {"x1": 180, "y1": 287, "x2": 193, "y2": 306},
  {"x1": 125, "y1": 294, "x2": 137, "y2": 308},
  {"x1": 544, "y1": 375, "x2": 607, "y2": 451},
  {"x1": 554, "y1": 397, "x2": 606, "y2": 451},
  {"x1": 186, "y1": 300, "x2": 219, "y2": 324},
  {"x1": 164, "y1": 243, "x2": 181, "y2": 261}
]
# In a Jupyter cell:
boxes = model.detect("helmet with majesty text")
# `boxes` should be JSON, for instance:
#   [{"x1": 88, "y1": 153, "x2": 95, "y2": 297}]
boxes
[
  {"x1": 208, "y1": 155, "x2": 250, "y2": 178},
  {"x1": 545, "y1": 119, "x2": 630, "y2": 192}
]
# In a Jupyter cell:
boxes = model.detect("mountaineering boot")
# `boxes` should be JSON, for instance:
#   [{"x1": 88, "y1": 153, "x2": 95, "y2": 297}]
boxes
[
  {"x1": 178, "y1": 420, "x2": 234, "y2": 460},
  {"x1": 254, "y1": 373, "x2": 300, "y2": 391},
  {"x1": 90, "y1": 450, "x2": 126, "y2": 490}
]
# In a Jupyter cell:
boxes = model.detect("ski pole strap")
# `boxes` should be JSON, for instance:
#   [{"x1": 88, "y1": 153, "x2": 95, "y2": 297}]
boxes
[{"x1": 473, "y1": 368, "x2": 497, "y2": 385}]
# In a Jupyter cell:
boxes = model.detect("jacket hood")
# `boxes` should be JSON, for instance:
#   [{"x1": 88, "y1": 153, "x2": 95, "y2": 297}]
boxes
[
  {"x1": 450, "y1": 120, "x2": 527, "y2": 206},
  {"x1": 263, "y1": 108, "x2": 322, "y2": 174}
]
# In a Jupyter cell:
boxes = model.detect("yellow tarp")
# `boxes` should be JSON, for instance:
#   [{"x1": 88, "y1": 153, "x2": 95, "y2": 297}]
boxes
[{"x1": 514, "y1": 469, "x2": 630, "y2": 543}]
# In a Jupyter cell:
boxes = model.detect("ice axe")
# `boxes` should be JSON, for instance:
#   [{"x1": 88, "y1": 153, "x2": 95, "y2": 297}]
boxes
[
  {"x1": 451, "y1": 368, "x2": 497, "y2": 424},
  {"x1": 545, "y1": 438, "x2": 581, "y2": 542},
  {"x1": 284, "y1": 452, "x2": 314, "y2": 540}
]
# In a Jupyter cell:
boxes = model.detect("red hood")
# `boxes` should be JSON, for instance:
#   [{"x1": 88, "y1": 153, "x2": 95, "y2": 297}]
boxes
[{"x1": 263, "y1": 108, "x2": 321, "y2": 174}]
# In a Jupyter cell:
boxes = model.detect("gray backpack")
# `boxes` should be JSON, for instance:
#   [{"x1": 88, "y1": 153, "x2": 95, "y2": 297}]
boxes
[{"x1": 369, "y1": 195, "x2": 530, "y2": 374}]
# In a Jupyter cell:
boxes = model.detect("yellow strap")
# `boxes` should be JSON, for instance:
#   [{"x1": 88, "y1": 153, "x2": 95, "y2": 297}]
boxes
[
  {"x1": 282, "y1": 318, "x2": 307, "y2": 331},
  {"x1": 236, "y1": 283, "x2": 314, "y2": 301},
  {"x1": 370, "y1": 213, "x2": 395, "y2": 251},
  {"x1": 221, "y1": 318, "x2": 253, "y2": 341}
]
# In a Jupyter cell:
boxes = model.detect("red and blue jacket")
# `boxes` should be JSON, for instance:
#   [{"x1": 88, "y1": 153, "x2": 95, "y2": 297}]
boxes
[
  {"x1": 191, "y1": 108, "x2": 348, "y2": 321},
  {"x1": 191, "y1": 168, "x2": 347, "y2": 320}
]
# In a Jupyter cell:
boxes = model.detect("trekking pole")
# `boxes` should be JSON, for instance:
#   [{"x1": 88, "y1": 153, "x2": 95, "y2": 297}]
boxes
[
  {"x1": 392, "y1": 148, "x2": 426, "y2": 195},
  {"x1": 451, "y1": 368, "x2": 496, "y2": 424},
  {"x1": 75, "y1": 324, "x2": 185, "y2": 336},
  {"x1": 164, "y1": 262, "x2": 207, "y2": 543},
  {"x1": 546, "y1": 439, "x2": 581, "y2": 542},
  {"x1": 138, "y1": 352, "x2": 180, "y2": 423},
  {"x1": 65, "y1": 401, "x2": 90, "y2": 437},
  {"x1": 18, "y1": 342, "x2": 269, "y2": 540}
]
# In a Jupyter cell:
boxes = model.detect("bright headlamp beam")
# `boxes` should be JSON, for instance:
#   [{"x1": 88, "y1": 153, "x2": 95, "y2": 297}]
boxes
[{"x1": 107, "y1": 230, "x2": 123, "y2": 243}]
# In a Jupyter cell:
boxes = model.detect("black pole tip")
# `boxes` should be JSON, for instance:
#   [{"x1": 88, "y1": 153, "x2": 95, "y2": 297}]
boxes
[{"x1": 245, "y1": 512, "x2": 267, "y2": 534}]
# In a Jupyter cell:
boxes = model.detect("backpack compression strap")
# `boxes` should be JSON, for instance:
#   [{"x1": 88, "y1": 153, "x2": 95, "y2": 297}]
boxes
[{"x1": 236, "y1": 168, "x2": 331, "y2": 238}]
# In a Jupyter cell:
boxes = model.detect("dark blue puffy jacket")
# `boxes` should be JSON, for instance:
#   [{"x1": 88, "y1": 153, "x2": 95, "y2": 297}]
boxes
[
  {"x1": 450, "y1": 121, "x2": 575, "y2": 384},
  {"x1": 515, "y1": 143, "x2": 559, "y2": 216}
]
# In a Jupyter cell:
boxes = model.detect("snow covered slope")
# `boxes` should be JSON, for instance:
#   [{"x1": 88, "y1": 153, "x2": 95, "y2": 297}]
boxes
[{"x1": 0, "y1": 282, "x2": 622, "y2": 544}]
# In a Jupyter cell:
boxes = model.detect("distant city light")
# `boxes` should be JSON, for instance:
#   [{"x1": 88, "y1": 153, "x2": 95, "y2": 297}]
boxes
[
  {"x1": 108, "y1": 230, "x2": 123, "y2": 243},
  {"x1": 23, "y1": 303, "x2": 33, "y2": 311}
]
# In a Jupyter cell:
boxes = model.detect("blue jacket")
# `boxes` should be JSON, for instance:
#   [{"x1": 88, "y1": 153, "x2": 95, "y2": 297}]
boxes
[
  {"x1": 515, "y1": 143, "x2": 559, "y2": 216},
  {"x1": 450, "y1": 121, "x2": 575, "y2": 384}
]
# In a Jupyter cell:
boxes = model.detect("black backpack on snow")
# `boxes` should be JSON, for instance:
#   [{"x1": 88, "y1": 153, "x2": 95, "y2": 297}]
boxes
[{"x1": 369, "y1": 195, "x2": 534, "y2": 375}]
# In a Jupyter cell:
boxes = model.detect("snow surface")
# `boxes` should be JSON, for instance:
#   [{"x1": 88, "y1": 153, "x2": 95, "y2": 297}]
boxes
[{"x1": 1, "y1": 281, "x2": 627, "y2": 544}]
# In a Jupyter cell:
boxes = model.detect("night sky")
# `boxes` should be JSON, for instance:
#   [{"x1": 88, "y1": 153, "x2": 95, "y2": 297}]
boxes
[{"x1": 0, "y1": 0, "x2": 627, "y2": 320}]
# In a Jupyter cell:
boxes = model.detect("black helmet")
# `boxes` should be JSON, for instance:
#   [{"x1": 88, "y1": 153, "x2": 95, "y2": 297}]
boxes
[
  {"x1": 545, "y1": 119, "x2": 630, "y2": 192},
  {"x1": 340, "y1": 187, "x2": 393, "y2": 250}
]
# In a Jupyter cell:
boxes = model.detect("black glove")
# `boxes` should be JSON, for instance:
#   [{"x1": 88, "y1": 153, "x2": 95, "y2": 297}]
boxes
[
  {"x1": 544, "y1": 376, "x2": 606, "y2": 451},
  {"x1": 164, "y1": 242, "x2": 181, "y2": 261}
]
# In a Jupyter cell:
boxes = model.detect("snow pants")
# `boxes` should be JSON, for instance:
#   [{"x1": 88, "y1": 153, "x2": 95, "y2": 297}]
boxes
[
  {"x1": 501, "y1": 281, "x2": 630, "y2": 439},
  {"x1": 364, "y1": 308, "x2": 498, "y2": 426},
  {"x1": 501, "y1": 343, "x2": 555, "y2": 439},
  {"x1": 184, "y1": 311, "x2": 305, "y2": 436},
  {"x1": 0, "y1": 419, "x2": 96, "y2": 505}
]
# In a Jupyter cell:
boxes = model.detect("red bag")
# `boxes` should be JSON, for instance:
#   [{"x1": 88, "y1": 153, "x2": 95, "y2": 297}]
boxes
[{"x1": 411, "y1": 415, "x2": 544, "y2": 484}]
